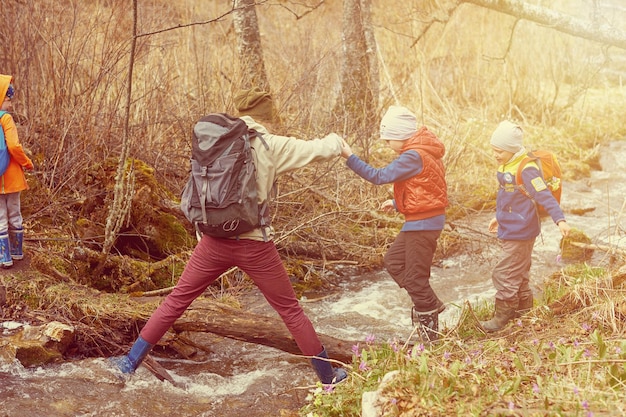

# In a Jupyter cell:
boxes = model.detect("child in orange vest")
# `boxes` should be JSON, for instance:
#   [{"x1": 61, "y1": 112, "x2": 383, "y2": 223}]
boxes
[{"x1": 341, "y1": 106, "x2": 448, "y2": 342}]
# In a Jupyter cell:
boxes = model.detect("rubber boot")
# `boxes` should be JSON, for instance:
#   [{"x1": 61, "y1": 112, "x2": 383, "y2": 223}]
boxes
[
  {"x1": 310, "y1": 347, "x2": 348, "y2": 385},
  {"x1": 9, "y1": 227, "x2": 24, "y2": 260},
  {"x1": 480, "y1": 299, "x2": 518, "y2": 332},
  {"x1": 0, "y1": 231, "x2": 12, "y2": 268},
  {"x1": 515, "y1": 293, "x2": 534, "y2": 318},
  {"x1": 412, "y1": 304, "x2": 445, "y2": 342},
  {"x1": 110, "y1": 336, "x2": 154, "y2": 374}
]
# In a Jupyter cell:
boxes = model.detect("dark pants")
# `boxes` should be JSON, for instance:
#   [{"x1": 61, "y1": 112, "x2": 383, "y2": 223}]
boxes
[
  {"x1": 383, "y1": 230, "x2": 443, "y2": 312},
  {"x1": 140, "y1": 235, "x2": 324, "y2": 356}
]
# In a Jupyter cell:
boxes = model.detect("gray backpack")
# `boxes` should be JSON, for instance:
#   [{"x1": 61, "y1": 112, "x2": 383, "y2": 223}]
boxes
[{"x1": 180, "y1": 113, "x2": 270, "y2": 238}]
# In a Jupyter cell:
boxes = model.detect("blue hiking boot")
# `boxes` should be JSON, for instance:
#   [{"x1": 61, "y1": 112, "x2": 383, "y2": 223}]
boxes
[
  {"x1": 0, "y1": 231, "x2": 12, "y2": 268},
  {"x1": 310, "y1": 347, "x2": 348, "y2": 385},
  {"x1": 9, "y1": 227, "x2": 24, "y2": 260},
  {"x1": 110, "y1": 336, "x2": 154, "y2": 374}
]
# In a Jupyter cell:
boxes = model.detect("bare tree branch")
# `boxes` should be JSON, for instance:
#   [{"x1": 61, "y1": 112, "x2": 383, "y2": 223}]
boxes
[
  {"x1": 463, "y1": 0, "x2": 626, "y2": 50},
  {"x1": 135, "y1": 1, "x2": 269, "y2": 38}
]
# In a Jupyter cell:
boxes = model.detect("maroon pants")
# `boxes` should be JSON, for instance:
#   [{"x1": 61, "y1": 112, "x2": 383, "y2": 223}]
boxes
[{"x1": 140, "y1": 235, "x2": 324, "y2": 356}]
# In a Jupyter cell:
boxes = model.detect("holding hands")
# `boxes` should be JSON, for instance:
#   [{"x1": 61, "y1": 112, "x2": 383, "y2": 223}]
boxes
[{"x1": 340, "y1": 139, "x2": 353, "y2": 159}]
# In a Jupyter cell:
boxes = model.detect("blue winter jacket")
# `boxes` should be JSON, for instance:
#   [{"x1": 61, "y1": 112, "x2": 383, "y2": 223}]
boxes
[{"x1": 496, "y1": 154, "x2": 565, "y2": 240}]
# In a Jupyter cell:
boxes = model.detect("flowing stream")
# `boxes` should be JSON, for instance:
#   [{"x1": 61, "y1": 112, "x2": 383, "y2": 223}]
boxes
[{"x1": 2, "y1": 141, "x2": 626, "y2": 417}]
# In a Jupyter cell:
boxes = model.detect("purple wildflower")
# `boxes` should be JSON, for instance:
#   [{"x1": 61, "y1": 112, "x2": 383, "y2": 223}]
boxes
[{"x1": 352, "y1": 343, "x2": 360, "y2": 357}]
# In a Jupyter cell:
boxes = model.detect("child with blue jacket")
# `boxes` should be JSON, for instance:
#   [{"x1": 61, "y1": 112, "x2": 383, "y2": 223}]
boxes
[{"x1": 481, "y1": 121, "x2": 570, "y2": 332}]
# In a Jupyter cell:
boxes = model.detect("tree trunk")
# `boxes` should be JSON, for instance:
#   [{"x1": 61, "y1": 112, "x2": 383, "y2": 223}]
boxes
[
  {"x1": 362, "y1": 0, "x2": 379, "y2": 106},
  {"x1": 173, "y1": 299, "x2": 356, "y2": 364},
  {"x1": 335, "y1": 0, "x2": 379, "y2": 156},
  {"x1": 233, "y1": 0, "x2": 271, "y2": 91},
  {"x1": 463, "y1": 0, "x2": 626, "y2": 51}
]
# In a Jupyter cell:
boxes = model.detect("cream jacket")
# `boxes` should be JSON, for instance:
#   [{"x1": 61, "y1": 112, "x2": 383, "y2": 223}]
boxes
[{"x1": 236, "y1": 115, "x2": 342, "y2": 241}]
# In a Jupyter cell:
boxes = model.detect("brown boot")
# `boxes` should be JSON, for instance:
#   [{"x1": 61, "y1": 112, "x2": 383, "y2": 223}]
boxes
[
  {"x1": 480, "y1": 299, "x2": 518, "y2": 332},
  {"x1": 515, "y1": 293, "x2": 534, "y2": 318}
]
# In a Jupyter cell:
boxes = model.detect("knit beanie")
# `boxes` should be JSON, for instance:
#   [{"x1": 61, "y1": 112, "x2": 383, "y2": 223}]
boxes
[
  {"x1": 234, "y1": 87, "x2": 274, "y2": 122},
  {"x1": 380, "y1": 105, "x2": 417, "y2": 140},
  {"x1": 490, "y1": 120, "x2": 524, "y2": 153}
]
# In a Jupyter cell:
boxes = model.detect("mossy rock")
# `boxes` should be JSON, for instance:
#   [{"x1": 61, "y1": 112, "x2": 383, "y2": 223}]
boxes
[
  {"x1": 560, "y1": 228, "x2": 593, "y2": 262},
  {"x1": 75, "y1": 157, "x2": 196, "y2": 260}
]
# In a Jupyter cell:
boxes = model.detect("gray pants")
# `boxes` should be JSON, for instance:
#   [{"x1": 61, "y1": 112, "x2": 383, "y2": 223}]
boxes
[
  {"x1": 492, "y1": 238, "x2": 535, "y2": 302},
  {"x1": 0, "y1": 192, "x2": 23, "y2": 232}
]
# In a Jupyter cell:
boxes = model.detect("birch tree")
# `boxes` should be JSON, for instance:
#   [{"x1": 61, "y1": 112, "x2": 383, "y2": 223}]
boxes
[{"x1": 233, "y1": 0, "x2": 270, "y2": 92}]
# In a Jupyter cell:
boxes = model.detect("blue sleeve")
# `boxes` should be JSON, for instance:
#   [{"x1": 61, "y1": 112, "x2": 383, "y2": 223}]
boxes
[
  {"x1": 521, "y1": 166, "x2": 566, "y2": 223},
  {"x1": 346, "y1": 150, "x2": 423, "y2": 185}
]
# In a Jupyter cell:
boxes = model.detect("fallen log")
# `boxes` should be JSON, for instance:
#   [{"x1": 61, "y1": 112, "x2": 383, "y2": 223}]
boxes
[{"x1": 173, "y1": 299, "x2": 356, "y2": 365}]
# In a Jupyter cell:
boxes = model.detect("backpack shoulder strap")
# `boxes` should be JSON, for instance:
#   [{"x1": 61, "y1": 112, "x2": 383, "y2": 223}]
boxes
[
  {"x1": 515, "y1": 153, "x2": 542, "y2": 185},
  {"x1": 515, "y1": 153, "x2": 542, "y2": 201},
  {"x1": 251, "y1": 129, "x2": 269, "y2": 150},
  {"x1": 0, "y1": 110, "x2": 7, "y2": 140}
]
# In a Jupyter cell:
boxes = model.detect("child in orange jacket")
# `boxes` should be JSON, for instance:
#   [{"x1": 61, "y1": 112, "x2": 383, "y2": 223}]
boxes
[{"x1": 0, "y1": 74, "x2": 34, "y2": 267}]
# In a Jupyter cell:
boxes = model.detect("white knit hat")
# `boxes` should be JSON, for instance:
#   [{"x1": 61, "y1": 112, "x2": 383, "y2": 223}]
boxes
[
  {"x1": 380, "y1": 106, "x2": 417, "y2": 140},
  {"x1": 490, "y1": 120, "x2": 524, "y2": 153}
]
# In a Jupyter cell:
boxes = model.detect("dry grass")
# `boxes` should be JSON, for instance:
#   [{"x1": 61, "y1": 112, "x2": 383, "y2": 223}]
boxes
[{"x1": 302, "y1": 262, "x2": 626, "y2": 416}]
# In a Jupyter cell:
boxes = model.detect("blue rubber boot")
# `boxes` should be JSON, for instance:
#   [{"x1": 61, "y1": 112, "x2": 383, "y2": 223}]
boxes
[
  {"x1": 0, "y1": 231, "x2": 13, "y2": 268},
  {"x1": 9, "y1": 227, "x2": 24, "y2": 260},
  {"x1": 310, "y1": 347, "x2": 348, "y2": 385},
  {"x1": 111, "y1": 336, "x2": 154, "y2": 374}
]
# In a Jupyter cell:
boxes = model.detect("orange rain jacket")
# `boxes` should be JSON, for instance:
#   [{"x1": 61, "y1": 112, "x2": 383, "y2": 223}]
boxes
[{"x1": 0, "y1": 74, "x2": 33, "y2": 194}]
